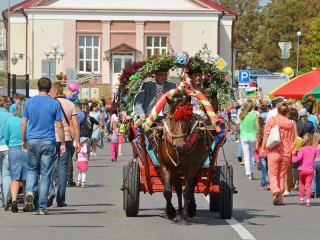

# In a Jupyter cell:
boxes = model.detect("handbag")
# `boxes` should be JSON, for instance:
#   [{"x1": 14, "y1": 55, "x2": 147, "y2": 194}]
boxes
[{"x1": 266, "y1": 118, "x2": 281, "y2": 149}]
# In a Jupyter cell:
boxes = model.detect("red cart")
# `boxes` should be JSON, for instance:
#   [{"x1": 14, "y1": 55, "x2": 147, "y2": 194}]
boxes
[{"x1": 122, "y1": 119, "x2": 234, "y2": 219}]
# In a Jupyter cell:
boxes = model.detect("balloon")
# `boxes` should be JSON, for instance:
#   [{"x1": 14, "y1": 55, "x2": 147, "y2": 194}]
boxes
[
  {"x1": 284, "y1": 67, "x2": 293, "y2": 76},
  {"x1": 71, "y1": 92, "x2": 78, "y2": 100},
  {"x1": 66, "y1": 94, "x2": 71, "y2": 100},
  {"x1": 68, "y1": 81, "x2": 79, "y2": 92},
  {"x1": 129, "y1": 75, "x2": 139, "y2": 81}
]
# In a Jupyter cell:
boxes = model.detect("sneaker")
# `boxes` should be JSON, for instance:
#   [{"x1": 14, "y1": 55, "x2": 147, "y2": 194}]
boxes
[
  {"x1": 93, "y1": 152, "x2": 96, "y2": 156},
  {"x1": 24, "y1": 193, "x2": 34, "y2": 212},
  {"x1": 37, "y1": 209, "x2": 49, "y2": 215},
  {"x1": 297, "y1": 199, "x2": 304, "y2": 205},
  {"x1": 11, "y1": 201, "x2": 18, "y2": 213},
  {"x1": 265, "y1": 185, "x2": 271, "y2": 190},
  {"x1": 259, "y1": 185, "x2": 265, "y2": 190},
  {"x1": 57, "y1": 203, "x2": 68, "y2": 207},
  {"x1": 306, "y1": 199, "x2": 311, "y2": 207},
  {"x1": 76, "y1": 182, "x2": 81, "y2": 187},
  {"x1": 47, "y1": 194, "x2": 56, "y2": 207},
  {"x1": 273, "y1": 192, "x2": 280, "y2": 205},
  {"x1": 311, "y1": 192, "x2": 315, "y2": 198},
  {"x1": 283, "y1": 191, "x2": 290, "y2": 197},
  {"x1": 90, "y1": 152, "x2": 93, "y2": 156},
  {"x1": 81, "y1": 183, "x2": 86, "y2": 188},
  {"x1": 67, "y1": 181, "x2": 77, "y2": 187},
  {"x1": 4, "y1": 197, "x2": 10, "y2": 211}
]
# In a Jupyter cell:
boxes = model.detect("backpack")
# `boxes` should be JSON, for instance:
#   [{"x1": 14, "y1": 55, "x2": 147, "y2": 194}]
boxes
[{"x1": 80, "y1": 116, "x2": 91, "y2": 138}]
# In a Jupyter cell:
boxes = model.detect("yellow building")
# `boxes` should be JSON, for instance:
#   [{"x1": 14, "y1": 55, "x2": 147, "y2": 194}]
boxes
[{"x1": 2, "y1": 0, "x2": 236, "y2": 86}]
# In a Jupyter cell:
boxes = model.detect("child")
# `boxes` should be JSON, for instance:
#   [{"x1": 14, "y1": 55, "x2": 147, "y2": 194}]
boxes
[
  {"x1": 256, "y1": 117, "x2": 270, "y2": 190},
  {"x1": 77, "y1": 137, "x2": 89, "y2": 187},
  {"x1": 311, "y1": 131, "x2": 320, "y2": 198},
  {"x1": 110, "y1": 121, "x2": 120, "y2": 162},
  {"x1": 292, "y1": 133, "x2": 316, "y2": 206}
]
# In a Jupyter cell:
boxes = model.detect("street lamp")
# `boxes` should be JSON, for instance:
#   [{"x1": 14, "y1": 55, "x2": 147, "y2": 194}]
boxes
[
  {"x1": 296, "y1": 31, "x2": 302, "y2": 76},
  {"x1": 44, "y1": 43, "x2": 66, "y2": 62}
]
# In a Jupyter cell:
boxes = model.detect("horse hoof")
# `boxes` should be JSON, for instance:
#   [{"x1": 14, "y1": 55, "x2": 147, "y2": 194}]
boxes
[
  {"x1": 180, "y1": 212, "x2": 190, "y2": 222},
  {"x1": 188, "y1": 204, "x2": 197, "y2": 218},
  {"x1": 166, "y1": 206, "x2": 177, "y2": 220}
]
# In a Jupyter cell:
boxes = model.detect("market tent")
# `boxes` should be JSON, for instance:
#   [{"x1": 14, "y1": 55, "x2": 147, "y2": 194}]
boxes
[
  {"x1": 303, "y1": 85, "x2": 320, "y2": 100},
  {"x1": 268, "y1": 69, "x2": 320, "y2": 99}
]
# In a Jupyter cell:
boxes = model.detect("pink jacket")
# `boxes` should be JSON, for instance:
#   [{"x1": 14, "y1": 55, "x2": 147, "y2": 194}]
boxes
[
  {"x1": 264, "y1": 115, "x2": 296, "y2": 157},
  {"x1": 292, "y1": 146, "x2": 316, "y2": 172}
]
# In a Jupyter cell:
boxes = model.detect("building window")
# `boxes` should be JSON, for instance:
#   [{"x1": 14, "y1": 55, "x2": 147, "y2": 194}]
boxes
[
  {"x1": 78, "y1": 35, "x2": 100, "y2": 73},
  {"x1": 146, "y1": 36, "x2": 167, "y2": 57},
  {"x1": 0, "y1": 28, "x2": 3, "y2": 37}
]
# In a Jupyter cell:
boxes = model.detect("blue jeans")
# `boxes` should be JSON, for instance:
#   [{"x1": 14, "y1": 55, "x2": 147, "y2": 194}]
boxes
[
  {"x1": 0, "y1": 150, "x2": 11, "y2": 205},
  {"x1": 260, "y1": 157, "x2": 269, "y2": 186},
  {"x1": 26, "y1": 139, "x2": 56, "y2": 211},
  {"x1": 311, "y1": 161, "x2": 320, "y2": 196},
  {"x1": 49, "y1": 141, "x2": 72, "y2": 206}
]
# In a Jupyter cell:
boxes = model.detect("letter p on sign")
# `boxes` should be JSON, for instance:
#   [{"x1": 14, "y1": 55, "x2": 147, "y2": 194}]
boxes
[{"x1": 238, "y1": 70, "x2": 250, "y2": 83}]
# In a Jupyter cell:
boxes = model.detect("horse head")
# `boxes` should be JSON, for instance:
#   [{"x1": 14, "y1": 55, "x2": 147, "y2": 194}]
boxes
[{"x1": 166, "y1": 94, "x2": 193, "y2": 152}]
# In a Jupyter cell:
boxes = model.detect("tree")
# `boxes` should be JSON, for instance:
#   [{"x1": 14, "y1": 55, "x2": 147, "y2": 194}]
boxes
[
  {"x1": 215, "y1": 0, "x2": 261, "y2": 69},
  {"x1": 303, "y1": 16, "x2": 320, "y2": 70}
]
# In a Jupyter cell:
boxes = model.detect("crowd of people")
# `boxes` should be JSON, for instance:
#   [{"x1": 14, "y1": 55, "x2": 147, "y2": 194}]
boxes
[
  {"x1": 0, "y1": 78, "x2": 130, "y2": 215},
  {"x1": 2, "y1": 68, "x2": 320, "y2": 217},
  {"x1": 234, "y1": 97, "x2": 320, "y2": 207}
]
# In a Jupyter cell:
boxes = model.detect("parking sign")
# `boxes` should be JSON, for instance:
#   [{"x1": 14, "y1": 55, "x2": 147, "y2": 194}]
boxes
[{"x1": 238, "y1": 70, "x2": 250, "y2": 83}]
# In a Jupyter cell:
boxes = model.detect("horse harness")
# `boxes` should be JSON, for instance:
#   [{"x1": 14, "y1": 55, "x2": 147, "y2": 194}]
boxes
[{"x1": 152, "y1": 115, "x2": 214, "y2": 167}]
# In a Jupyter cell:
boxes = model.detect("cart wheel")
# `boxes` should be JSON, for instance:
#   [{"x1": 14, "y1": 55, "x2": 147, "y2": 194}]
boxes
[
  {"x1": 124, "y1": 162, "x2": 140, "y2": 217},
  {"x1": 122, "y1": 165, "x2": 127, "y2": 211},
  {"x1": 219, "y1": 164, "x2": 233, "y2": 219},
  {"x1": 209, "y1": 166, "x2": 221, "y2": 212}
]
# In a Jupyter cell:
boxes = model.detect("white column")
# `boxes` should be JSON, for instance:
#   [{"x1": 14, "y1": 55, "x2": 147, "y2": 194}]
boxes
[
  {"x1": 102, "y1": 21, "x2": 111, "y2": 84},
  {"x1": 135, "y1": 21, "x2": 144, "y2": 61}
]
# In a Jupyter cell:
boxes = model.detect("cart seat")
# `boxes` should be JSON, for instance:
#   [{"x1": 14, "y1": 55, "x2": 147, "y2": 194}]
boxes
[{"x1": 133, "y1": 139, "x2": 160, "y2": 166}]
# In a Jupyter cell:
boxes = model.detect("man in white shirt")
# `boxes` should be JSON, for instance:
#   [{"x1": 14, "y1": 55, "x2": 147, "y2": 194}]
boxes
[{"x1": 266, "y1": 99, "x2": 282, "y2": 122}]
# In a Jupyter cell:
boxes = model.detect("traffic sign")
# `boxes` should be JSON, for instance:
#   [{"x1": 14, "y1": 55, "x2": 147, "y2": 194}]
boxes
[
  {"x1": 238, "y1": 83, "x2": 249, "y2": 89},
  {"x1": 238, "y1": 70, "x2": 250, "y2": 83},
  {"x1": 216, "y1": 57, "x2": 227, "y2": 70}
]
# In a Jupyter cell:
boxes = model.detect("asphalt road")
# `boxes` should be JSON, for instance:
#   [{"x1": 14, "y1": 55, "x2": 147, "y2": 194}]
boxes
[{"x1": 1, "y1": 141, "x2": 319, "y2": 240}]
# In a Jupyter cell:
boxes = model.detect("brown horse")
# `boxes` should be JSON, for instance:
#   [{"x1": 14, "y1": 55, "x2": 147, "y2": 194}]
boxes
[{"x1": 154, "y1": 94, "x2": 214, "y2": 220}]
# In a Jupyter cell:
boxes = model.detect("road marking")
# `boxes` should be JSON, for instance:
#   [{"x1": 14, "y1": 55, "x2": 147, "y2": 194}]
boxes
[{"x1": 205, "y1": 196, "x2": 256, "y2": 240}]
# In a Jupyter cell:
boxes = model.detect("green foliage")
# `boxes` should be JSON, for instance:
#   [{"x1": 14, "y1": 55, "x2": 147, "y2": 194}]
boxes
[
  {"x1": 215, "y1": 0, "x2": 320, "y2": 73},
  {"x1": 303, "y1": 16, "x2": 320, "y2": 68},
  {"x1": 136, "y1": 55, "x2": 178, "y2": 79},
  {"x1": 56, "y1": 74, "x2": 62, "y2": 80},
  {"x1": 0, "y1": 71, "x2": 6, "y2": 77},
  {"x1": 193, "y1": 44, "x2": 231, "y2": 110}
]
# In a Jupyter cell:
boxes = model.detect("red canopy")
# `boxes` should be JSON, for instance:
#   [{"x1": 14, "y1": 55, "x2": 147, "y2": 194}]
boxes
[{"x1": 269, "y1": 69, "x2": 320, "y2": 99}]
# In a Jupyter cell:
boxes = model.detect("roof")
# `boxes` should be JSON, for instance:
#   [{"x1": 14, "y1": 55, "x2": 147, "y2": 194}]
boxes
[{"x1": 3, "y1": 0, "x2": 237, "y2": 15}]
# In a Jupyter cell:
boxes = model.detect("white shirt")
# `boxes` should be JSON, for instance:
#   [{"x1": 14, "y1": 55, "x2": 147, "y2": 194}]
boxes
[{"x1": 266, "y1": 108, "x2": 278, "y2": 122}]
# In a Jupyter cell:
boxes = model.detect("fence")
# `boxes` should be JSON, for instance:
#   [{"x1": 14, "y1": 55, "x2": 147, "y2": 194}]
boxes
[{"x1": 7, "y1": 73, "x2": 30, "y2": 98}]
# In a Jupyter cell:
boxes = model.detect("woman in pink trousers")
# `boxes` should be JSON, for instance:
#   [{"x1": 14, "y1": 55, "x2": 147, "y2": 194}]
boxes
[{"x1": 261, "y1": 100, "x2": 296, "y2": 205}]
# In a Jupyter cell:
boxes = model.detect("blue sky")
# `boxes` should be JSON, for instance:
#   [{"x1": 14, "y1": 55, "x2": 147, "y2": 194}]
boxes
[{"x1": 1, "y1": 0, "x2": 24, "y2": 19}]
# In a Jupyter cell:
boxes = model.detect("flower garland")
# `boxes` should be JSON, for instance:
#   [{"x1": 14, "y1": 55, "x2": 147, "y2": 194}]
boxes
[{"x1": 173, "y1": 102, "x2": 193, "y2": 121}]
